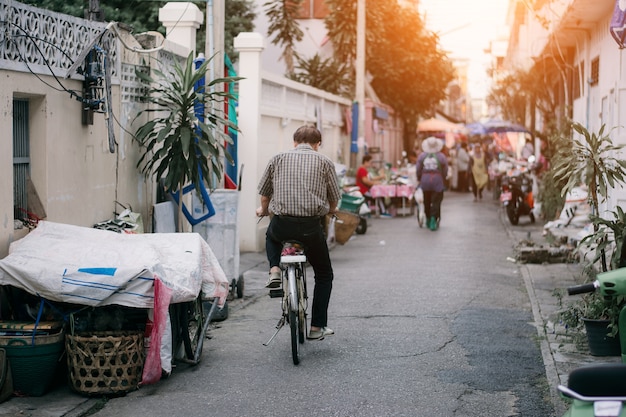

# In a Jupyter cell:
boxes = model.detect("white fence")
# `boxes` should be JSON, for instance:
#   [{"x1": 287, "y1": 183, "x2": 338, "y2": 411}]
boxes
[{"x1": 235, "y1": 32, "x2": 352, "y2": 251}]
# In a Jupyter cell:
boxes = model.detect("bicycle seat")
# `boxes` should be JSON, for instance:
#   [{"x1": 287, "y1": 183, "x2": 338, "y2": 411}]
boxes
[{"x1": 567, "y1": 364, "x2": 626, "y2": 397}]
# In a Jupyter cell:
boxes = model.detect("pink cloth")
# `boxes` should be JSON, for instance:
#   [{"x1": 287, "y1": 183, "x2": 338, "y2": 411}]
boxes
[
  {"x1": 370, "y1": 184, "x2": 415, "y2": 199},
  {"x1": 370, "y1": 185, "x2": 396, "y2": 198},
  {"x1": 141, "y1": 277, "x2": 172, "y2": 385}
]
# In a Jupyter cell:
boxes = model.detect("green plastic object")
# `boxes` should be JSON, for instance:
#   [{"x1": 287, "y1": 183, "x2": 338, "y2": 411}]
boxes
[
  {"x1": 339, "y1": 194, "x2": 365, "y2": 213},
  {"x1": 2, "y1": 334, "x2": 64, "y2": 396},
  {"x1": 598, "y1": 268, "x2": 626, "y2": 297}
]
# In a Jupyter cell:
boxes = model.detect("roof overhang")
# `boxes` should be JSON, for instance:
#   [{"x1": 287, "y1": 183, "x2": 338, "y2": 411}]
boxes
[{"x1": 540, "y1": 0, "x2": 614, "y2": 58}]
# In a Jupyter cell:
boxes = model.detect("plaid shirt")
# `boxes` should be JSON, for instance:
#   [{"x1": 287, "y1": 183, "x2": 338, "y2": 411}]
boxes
[{"x1": 258, "y1": 144, "x2": 341, "y2": 217}]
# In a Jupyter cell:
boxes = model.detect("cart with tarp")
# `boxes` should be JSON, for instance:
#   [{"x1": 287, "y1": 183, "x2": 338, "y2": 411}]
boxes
[{"x1": 0, "y1": 221, "x2": 229, "y2": 397}]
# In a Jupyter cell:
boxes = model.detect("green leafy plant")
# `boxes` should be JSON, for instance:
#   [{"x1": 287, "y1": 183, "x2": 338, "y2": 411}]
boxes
[
  {"x1": 264, "y1": 0, "x2": 304, "y2": 73},
  {"x1": 556, "y1": 286, "x2": 625, "y2": 339},
  {"x1": 552, "y1": 122, "x2": 626, "y2": 272},
  {"x1": 582, "y1": 207, "x2": 626, "y2": 271},
  {"x1": 133, "y1": 52, "x2": 241, "y2": 229},
  {"x1": 288, "y1": 53, "x2": 352, "y2": 97},
  {"x1": 552, "y1": 123, "x2": 626, "y2": 350}
]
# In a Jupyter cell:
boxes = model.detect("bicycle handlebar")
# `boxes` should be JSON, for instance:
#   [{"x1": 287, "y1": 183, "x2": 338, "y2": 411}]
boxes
[{"x1": 567, "y1": 282, "x2": 598, "y2": 296}]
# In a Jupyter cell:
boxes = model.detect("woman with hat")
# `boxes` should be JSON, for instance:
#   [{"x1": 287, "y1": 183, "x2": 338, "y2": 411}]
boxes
[{"x1": 416, "y1": 137, "x2": 449, "y2": 231}]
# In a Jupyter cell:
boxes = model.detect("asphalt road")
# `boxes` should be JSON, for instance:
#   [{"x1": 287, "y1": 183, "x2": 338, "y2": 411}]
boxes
[{"x1": 87, "y1": 191, "x2": 554, "y2": 417}]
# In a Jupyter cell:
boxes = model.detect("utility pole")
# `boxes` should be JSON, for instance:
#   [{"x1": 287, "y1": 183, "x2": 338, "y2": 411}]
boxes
[
  {"x1": 205, "y1": 0, "x2": 225, "y2": 82},
  {"x1": 85, "y1": 0, "x2": 103, "y2": 22},
  {"x1": 354, "y1": 0, "x2": 365, "y2": 169}
]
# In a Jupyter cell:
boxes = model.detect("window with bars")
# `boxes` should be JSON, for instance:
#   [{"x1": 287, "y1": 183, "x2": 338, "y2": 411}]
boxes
[
  {"x1": 13, "y1": 99, "x2": 29, "y2": 222},
  {"x1": 590, "y1": 57, "x2": 599, "y2": 86},
  {"x1": 572, "y1": 62, "x2": 584, "y2": 99}
]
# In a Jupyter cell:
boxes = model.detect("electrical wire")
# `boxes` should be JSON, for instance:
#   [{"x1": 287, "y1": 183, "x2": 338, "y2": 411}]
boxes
[{"x1": 0, "y1": 19, "x2": 83, "y2": 97}]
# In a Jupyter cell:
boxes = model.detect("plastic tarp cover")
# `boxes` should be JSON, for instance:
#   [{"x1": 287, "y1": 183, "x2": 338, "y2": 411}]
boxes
[{"x1": 0, "y1": 221, "x2": 229, "y2": 307}]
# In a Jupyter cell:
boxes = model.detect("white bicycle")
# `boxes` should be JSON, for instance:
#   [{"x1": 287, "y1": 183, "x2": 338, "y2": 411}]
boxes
[{"x1": 263, "y1": 241, "x2": 308, "y2": 365}]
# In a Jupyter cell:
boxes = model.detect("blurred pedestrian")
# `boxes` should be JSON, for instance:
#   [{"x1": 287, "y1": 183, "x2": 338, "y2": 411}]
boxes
[
  {"x1": 456, "y1": 142, "x2": 470, "y2": 192},
  {"x1": 469, "y1": 144, "x2": 489, "y2": 201},
  {"x1": 416, "y1": 137, "x2": 448, "y2": 231},
  {"x1": 521, "y1": 137, "x2": 535, "y2": 161}
]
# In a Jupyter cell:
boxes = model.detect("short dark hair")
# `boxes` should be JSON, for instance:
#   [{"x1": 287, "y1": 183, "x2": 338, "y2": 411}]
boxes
[
  {"x1": 362, "y1": 154, "x2": 373, "y2": 163},
  {"x1": 293, "y1": 125, "x2": 321, "y2": 144}
]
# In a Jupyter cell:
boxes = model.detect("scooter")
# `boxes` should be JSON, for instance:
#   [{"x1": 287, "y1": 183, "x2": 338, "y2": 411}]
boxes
[
  {"x1": 500, "y1": 157, "x2": 536, "y2": 225},
  {"x1": 560, "y1": 268, "x2": 626, "y2": 416}
]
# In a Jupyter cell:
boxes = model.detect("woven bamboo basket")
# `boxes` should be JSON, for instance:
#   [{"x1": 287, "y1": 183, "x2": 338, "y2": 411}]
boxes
[
  {"x1": 66, "y1": 331, "x2": 144, "y2": 395},
  {"x1": 332, "y1": 211, "x2": 360, "y2": 245}
]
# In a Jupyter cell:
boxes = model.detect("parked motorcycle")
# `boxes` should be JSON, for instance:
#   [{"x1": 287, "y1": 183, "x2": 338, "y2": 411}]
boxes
[
  {"x1": 499, "y1": 157, "x2": 536, "y2": 225},
  {"x1": 559, "y1": 268, "x2": 626, "y2": 416}
]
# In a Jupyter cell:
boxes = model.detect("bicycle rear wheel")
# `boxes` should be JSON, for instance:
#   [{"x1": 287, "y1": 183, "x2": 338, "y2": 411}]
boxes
[
  {"x1": 289, "y1": 308, "x2": 300, "y2": 365},
  {"x1": 297, "y1": 267, "x2": 307, "y2": 344},
  {"x1": 287, "y1": 264, "x2": 300, "y2": 365}
]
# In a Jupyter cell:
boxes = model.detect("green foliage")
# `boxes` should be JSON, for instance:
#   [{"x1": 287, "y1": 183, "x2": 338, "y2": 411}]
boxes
[
  {"x1": 132, "y1": 52, "x2": 240, "y2": 204},
  {"x1": 288, "y1": 53, "x2": 352, "y2": 97},
  {"x1": 581, "y1": 207, "x2": 626, "y2": 271},
  {"x1": 556, "y1": 287, "x2": 624, "y2": 338},
  {"x1": 552, "y1": 123, "x2": 626, "y2": 209},
  {"x1": 551, "y1": 123, "x2": 626, "y2": 347},
  {"x1": 537, "y1": 169, "x2": 564, "y2": 221},
  {"x1": 224, "y1": 0, "x2": 256, "y2": 62},
  {"x1": 26, "y1": 0, "x2": 256, "y2": 63},
  {"x1": 551, "y1": 123, "x2": 626, "y2": 272},
  {"x1": 264, "y1": 0, "x2": 304, "y2": 73},
  {"x1": 487, "y1": 68, "x2": 560, "y2": 129},
  {"x1": 23, "y1": 0, "x2": 166, "y2": 33},
  {"x1": 324, "y1": 0, "x2": 455, "y2": 135},
  {"x1": 537, "y1": 128, "x2": 572, "y2": 220}
]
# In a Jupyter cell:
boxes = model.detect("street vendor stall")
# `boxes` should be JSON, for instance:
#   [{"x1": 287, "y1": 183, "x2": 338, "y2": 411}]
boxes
[
  {"x1": 370, "y1": 183, "x2": 416, "y2": 217},
  {"x1": 0, "y1": 221, "x2": 229, "y2": 396}
]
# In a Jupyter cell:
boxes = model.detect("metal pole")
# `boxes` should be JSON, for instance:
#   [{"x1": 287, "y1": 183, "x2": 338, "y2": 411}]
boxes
[
  {"x1": 86, "y1": 0, "x2": 103, "y2": 21},
  {"x1": 354, "y1": 0, "x2": 365, "y2": 170}
]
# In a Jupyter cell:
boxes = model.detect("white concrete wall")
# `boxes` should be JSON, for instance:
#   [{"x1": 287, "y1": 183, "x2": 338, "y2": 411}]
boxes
[
  {"x1": 0, "y1": 1, "x2": 200, "y2": 257},
  {"x1": 0, "y1": 71, "x2": 151, "y2": 258},
  {"x1": 235, "y1": 32, "x2": 352, "y2": 252}
]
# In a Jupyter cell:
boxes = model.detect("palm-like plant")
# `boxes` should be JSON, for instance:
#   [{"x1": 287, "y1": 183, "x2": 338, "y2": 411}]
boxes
[
  {"x1": 133, "y1": 52, "x2": 240, "y2": 230},
  {"x1": 552, "y1": 122, "x2": 626, "y2": 271},
  {"x1": 288, "y1": 53, "x2": 352, "y2": 97},
  {"x1": 264, "y1": 0, "x2": 304, "y2": 73}
]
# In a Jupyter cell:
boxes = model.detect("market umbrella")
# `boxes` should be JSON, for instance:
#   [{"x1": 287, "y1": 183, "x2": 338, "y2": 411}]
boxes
[
  {"x1": 465, "y1": 122, "x2": 487, "y2": 136},
  {"x1": 417, "y1": 117, "x2": 465, "y2": 133},
  {"x1": 482, "y1": 120, "x2": 529, "y2": 133}
]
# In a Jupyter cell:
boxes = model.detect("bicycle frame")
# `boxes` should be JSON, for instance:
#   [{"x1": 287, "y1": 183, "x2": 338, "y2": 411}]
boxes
[{"x1": 264, "y1": 242, "x2": 308, "y2": 365}]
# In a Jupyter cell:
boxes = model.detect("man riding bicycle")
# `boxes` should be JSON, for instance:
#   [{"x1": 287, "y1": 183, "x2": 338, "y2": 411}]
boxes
[{"x1": 256, "y1": 125, "x2": 341, "y2": 340}]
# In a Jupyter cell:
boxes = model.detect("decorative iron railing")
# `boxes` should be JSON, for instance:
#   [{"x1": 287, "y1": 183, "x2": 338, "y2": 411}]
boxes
[{"x1": 0, "y1": 0, "x2": 118, "y2": 81}]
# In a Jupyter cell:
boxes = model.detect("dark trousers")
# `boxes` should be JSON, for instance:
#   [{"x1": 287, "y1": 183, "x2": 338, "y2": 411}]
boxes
[
  {"x1": 266, "y1": 215, "x2": 333, "y2": 328},
  {"x1": 423, "y1": 190, "x2": 444, "y2": 221},
  {"x1": 457, "y1": 170, "x2": 469, "y2": 192}
]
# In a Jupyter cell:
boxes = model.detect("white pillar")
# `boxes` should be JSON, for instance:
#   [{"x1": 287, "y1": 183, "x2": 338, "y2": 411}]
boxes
[
  {"x1": 234, "y1": 33, "x2": 265, "y2": 252},
  {"x1": 159, "y1": 2, "x2": 203, "y2": 54}
]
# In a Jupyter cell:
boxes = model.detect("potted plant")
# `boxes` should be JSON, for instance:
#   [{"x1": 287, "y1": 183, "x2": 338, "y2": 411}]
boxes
[
  {"x1": 555, "y1": 284, "x2": 624, "y2": 355},
  {"x1": 132, "y1": 52, "x2": 240, "y2": 231},
  {"x1": 552, "y1": 122, "x2": 626, "y2": 355}
]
